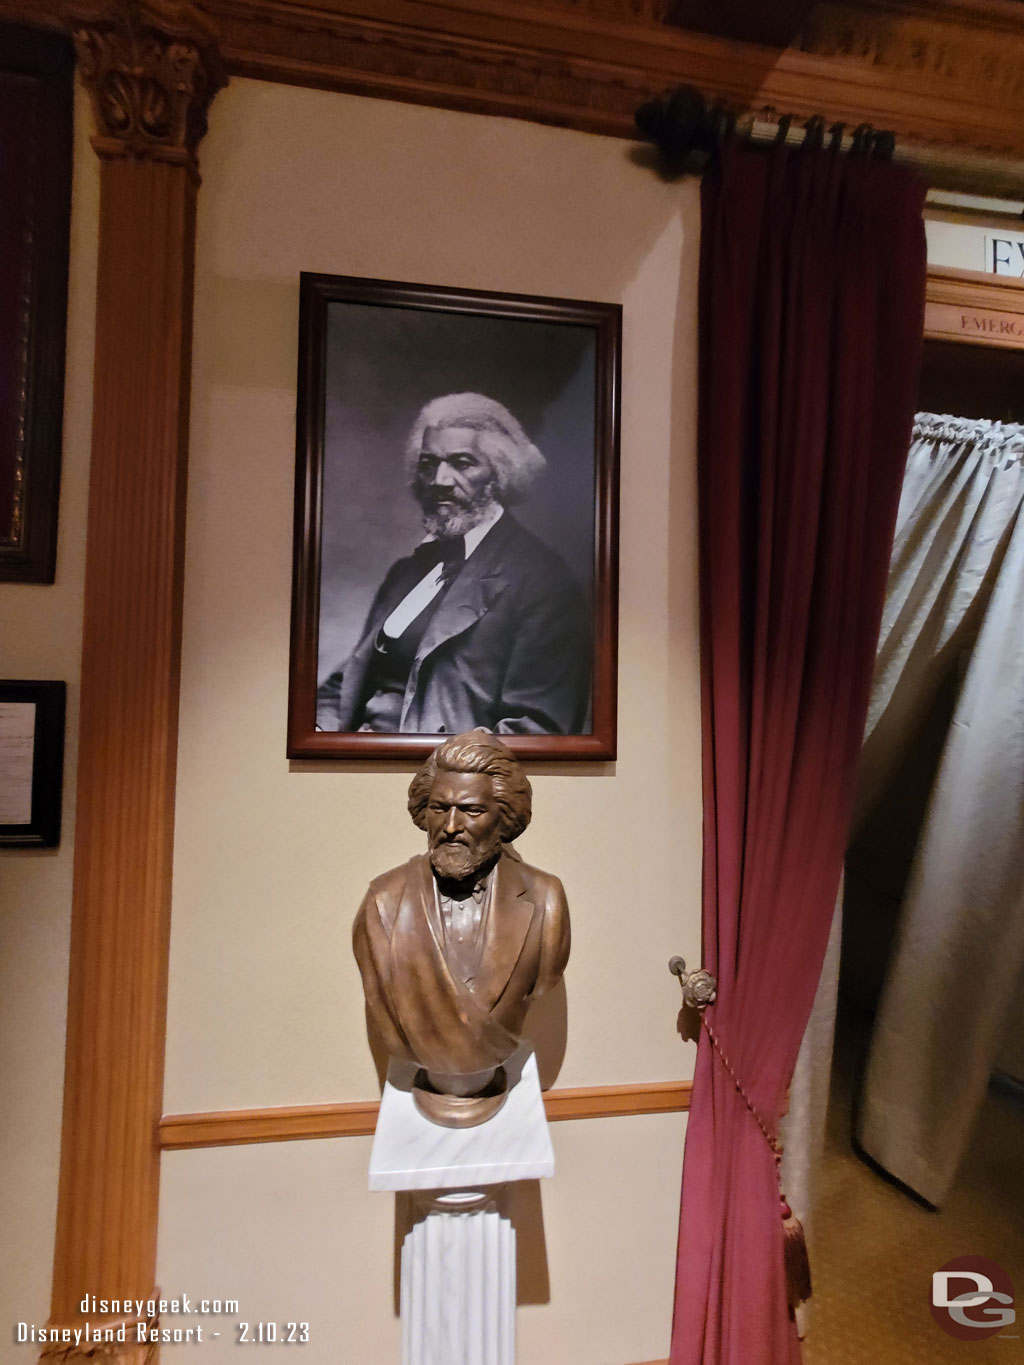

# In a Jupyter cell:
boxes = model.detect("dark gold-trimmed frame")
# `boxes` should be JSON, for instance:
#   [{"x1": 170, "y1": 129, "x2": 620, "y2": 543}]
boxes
[
  {"x1": 0, "y1": 23, "x2": 73, "y2": 582},
  {"x1": 288, "y1": 272, "x2": 621, "y2": 761}
]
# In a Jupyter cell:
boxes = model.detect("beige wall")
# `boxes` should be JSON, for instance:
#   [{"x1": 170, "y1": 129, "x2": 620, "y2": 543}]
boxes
[
  {"x1": 158, "y1": 79, "x2": 703, "y2": 1363},
  {"x1": 0, "y1": 84, "x2": 97, "y2": 1340}
]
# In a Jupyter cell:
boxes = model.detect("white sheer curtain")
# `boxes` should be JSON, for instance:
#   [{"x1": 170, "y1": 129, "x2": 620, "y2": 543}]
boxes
[
  {"x1": 785, "y1": 412, "x2": 1024, "y2": 1218},
  {"x1": 854, "y1": 412, "x2": 1024, "y2": 1206}
]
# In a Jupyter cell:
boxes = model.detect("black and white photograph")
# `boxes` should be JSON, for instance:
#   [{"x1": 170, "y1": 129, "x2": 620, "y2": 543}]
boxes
[{"x1": 288, "y1": 274, "x2": 620, "y2": 760}]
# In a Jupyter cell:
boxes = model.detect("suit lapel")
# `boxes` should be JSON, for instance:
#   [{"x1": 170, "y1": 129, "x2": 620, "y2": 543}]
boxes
[
  {"x1": 415, "y1": 565, "x2": 508, "y2": 662},
  {"x1": 414, "y1": 516, "x2": 518, "y2": 664}
]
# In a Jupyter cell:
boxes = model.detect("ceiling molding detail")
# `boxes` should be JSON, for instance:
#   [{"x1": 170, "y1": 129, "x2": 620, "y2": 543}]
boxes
[
  {"x1": 800, "y1": 4, "x2": 1024, "y2": 108},
  {"x1": 201, "y1": 0, "x2": 1024, "y2": 166},
  {"x1": 5, "y1": 0, "x2": 1024, "y2": 179}
]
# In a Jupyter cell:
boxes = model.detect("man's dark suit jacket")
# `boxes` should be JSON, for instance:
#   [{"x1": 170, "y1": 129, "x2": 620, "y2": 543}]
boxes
[
  {"x1": 317, "y1": 513, "x2": 590, "y2": 734},
  {"x1": 353, "y1": 848, "x2": 570, "y2": 1079}
]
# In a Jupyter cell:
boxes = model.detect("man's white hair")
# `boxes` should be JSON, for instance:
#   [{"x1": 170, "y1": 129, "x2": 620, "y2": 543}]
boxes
[{"x1": 406, "y1": 393, "x2": 546, "y2": 505}]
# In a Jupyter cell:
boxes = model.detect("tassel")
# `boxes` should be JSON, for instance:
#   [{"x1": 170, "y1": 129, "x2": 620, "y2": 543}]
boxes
[{"x1": 780, "y1": 1196, "x2": 812, "y2": 1311}]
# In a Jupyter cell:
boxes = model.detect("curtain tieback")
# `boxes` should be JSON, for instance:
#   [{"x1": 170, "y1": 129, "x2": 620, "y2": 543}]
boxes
[{"x1": 669, "y1": 957, "x2": 813, "y2": 1312}]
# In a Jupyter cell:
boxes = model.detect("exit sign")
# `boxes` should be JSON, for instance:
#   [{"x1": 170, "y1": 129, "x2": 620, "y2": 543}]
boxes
[{"x1": 984, "y1": 234, "x2": 1024, "y2": 277}]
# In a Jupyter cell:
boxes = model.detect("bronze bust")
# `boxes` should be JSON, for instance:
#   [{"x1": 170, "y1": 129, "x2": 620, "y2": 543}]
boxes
[{"x1": 353, "y1": 730, "x2": 570, "y2": 1127}]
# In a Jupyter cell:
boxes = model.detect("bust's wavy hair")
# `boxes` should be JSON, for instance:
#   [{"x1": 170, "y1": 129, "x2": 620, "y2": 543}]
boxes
[
  {"x1": 408, "y1": 729, "x2": 532, "y2": 842},
  {"x1": 405, "y1": 393, "x2": 546, "y2": 505}
]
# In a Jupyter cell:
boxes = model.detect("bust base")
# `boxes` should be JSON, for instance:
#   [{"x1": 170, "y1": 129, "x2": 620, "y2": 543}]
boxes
[
  {"x1": 369, "y1": 1045, "x2": 553, "y2": 1191},
  {"x1": 411, "y1": 1065, "x2": 508, "y2": 1128}
]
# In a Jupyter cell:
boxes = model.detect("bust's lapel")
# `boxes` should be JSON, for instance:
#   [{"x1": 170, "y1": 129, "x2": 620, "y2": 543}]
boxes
[
  {"x1": 474, "y1": 851, "x2": 535, "y2": 1007},
  {"x1": 389, "y1": 853, "x2": 444, "y2": 959},
  {"x1": 412, "y1": 852, "x2": 444, "y2": 952}
]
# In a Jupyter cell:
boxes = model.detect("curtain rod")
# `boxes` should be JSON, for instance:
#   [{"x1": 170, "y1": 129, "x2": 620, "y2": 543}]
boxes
[
  {"x1": 635, "y1": 84, "x2": 1024, "y2": 198},
  {"x1": 635, "y1": 85, "x2": 895, "y2": 172}
]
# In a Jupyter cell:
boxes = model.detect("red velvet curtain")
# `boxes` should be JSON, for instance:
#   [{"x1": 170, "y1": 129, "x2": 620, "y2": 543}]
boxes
[{"x1": 670, "y1": 137, "x2": 926, "y2": 1364}]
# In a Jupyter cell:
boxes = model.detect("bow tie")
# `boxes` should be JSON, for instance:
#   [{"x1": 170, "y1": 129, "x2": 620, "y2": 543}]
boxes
[{"x1": 412, "y1": 537, "x2": 465, "y2": 573}]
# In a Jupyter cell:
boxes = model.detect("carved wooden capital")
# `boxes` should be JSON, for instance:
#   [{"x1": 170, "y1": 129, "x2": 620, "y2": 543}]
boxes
[
  {"x1": 68, "y1": 0, "x2": 225, "y2": 165},
  {"x1": 38, "y1": 1322, "x2": 158, "y2": 1363},
  {"x1": 39, "y1": 1346, "x2": 157, "y2": 1363}
]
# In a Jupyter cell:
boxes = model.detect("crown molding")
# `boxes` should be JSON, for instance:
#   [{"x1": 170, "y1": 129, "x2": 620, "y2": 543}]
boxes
[
  {"x1": 5, "y1": 1, "x2": 1024, "y2": 175},
  {"x1": 203, "y1": 0, "x2": 1024, "y2": 170}
]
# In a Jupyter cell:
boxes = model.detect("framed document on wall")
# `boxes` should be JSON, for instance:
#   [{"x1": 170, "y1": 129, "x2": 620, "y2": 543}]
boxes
[
  {"x1": 288, "y1": 273, "x2": 621, "y2": 761},
  {"x1": 0, "y1": 680, "x2": 66, "y2": 848},
  {"x1": 0, "y1": 25, "x2": 73, "y2": 583}
]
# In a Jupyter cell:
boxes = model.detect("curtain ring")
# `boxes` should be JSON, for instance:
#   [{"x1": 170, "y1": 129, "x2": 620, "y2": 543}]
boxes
[
  {"x1": 802, "y1": 115, "x2": 825, "y2": 151},
  {"x1": 828, "y1": 122, "x2": 845, "y2": 153},
  {"x1": 774, "y1": 114, "x2": 793, "y2": 147},
  {"x1": 872, "y1": 129, "x2": 896, "y2": 161},
  {"x1": 852, "y1": 123, "x2": 873, "y2": 155}
]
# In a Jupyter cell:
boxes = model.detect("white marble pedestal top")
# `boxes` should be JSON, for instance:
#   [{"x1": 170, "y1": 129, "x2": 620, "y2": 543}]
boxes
[
  {"x1": 369, "y1": 1046, "x2": 553, "y2": 1364},
  {"x1": 368, "y1": 1045, "x2": 554, "y2": 1192}
]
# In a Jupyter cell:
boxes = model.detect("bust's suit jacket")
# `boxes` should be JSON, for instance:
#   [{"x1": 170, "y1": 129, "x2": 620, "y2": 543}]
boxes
[
  {"x1": 317, "y1": 513, "x2": 589, "y2": 735},
  {"x1": 353, "y1": 848, "x2": 570, "y2": 1078}
]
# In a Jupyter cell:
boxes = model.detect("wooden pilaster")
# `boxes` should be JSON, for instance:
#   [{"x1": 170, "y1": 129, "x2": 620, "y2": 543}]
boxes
[{"x1": 44, "y1": 3, "x2": 223, "y2": 1358}]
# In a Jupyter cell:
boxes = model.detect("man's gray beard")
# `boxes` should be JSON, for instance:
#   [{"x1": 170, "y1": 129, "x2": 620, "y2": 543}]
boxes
[
  {"x1": 418, "y1": 488, "x2": 499, "y2": 540},
  {"x1": 430, "y1": 834, "x2": 502, "y2": 883},
  {"x1": 422, "y1": 504, "x2": 482, "y2": 538}
]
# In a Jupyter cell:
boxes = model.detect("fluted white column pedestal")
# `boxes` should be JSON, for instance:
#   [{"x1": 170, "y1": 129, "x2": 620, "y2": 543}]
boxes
[
  {"x1": 369, "y1": 1046, "x2": 553, "y2": 1365},
  {"x1": 401, "y1": 1189, "x2": 515, "y2": 1365}
]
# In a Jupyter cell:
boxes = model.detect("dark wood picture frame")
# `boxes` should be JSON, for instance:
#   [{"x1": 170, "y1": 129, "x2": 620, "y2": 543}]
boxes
[
  {"x1": 0, "y1": 24, "x2": 73, "y2": 583},
  {"x1": 288, "y1": 273, "x2": 620, "y2": 761},
  {"x1": 0, "y1": 679, "x2": 66, "y2": 847}
]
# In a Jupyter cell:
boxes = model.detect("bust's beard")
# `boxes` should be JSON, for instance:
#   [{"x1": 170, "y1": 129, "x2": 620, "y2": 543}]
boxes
[{"x1": 430, "y1": 832, "x2": 502, "y2": 884}]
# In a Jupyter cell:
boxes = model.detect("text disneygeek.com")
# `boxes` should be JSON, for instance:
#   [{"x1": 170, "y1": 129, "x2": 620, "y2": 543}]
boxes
[{"x1": 15, "y1": 1295, "x2": 311, "y2": 1348}]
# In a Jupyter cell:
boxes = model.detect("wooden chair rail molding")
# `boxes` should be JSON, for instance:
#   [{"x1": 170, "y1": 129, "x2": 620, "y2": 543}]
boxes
[
  {"x1": 6, "y1": 0, "x2": 1024, "y2": 186},
  {"x1": 160, "y1": 1080, "x2": 692, "y2": 1150}
]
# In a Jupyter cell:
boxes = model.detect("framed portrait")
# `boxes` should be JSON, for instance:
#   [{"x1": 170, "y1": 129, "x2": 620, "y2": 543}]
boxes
[
  {"x1": 288, "y1": 273, "x2": 620, "y2": 760},
  {"x1": 0, "y1": 25, "x2": 73, "y2": 583},
  {"x1": 0, "y1": 680, "x2": 66, "y2": 848}
]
